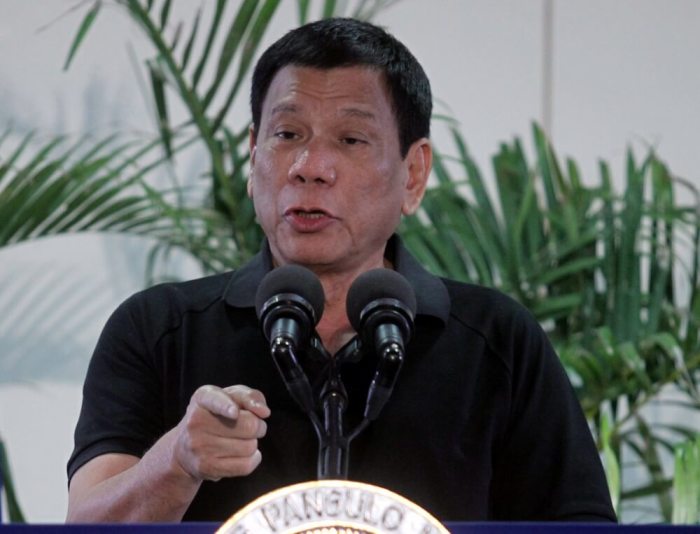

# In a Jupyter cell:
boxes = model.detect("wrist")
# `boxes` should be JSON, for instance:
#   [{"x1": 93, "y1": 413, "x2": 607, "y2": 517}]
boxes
[{"x1": 141, "y1": 428, "x2": 203, "y2": 509}]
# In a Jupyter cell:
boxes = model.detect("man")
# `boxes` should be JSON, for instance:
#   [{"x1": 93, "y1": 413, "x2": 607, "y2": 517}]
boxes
[{"x1": 67, "y1": 18, "x2": 616, "y2": 523}]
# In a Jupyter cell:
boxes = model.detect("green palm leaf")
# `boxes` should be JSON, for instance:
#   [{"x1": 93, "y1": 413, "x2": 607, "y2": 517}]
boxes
[
  {"x1": 0, "y1": 437, "x2": 25, "y2": 523},
  {"x1": 0, "y1": 133, "x2": 168, "y2": 247},
  {"x1": 402, "y1": 120, "x2": 700, "y2": 521}
]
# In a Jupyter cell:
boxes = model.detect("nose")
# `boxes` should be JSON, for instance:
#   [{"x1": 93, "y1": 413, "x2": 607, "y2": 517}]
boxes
[{"x1": 288, "y1": 138, "x2": 337, "y2": 186}]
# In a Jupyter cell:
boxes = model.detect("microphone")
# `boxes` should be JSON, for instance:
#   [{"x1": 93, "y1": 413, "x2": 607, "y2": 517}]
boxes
[
  {"x1": 255, "y1": 264, "x2": 325, "y2": 413},
  {"x1": 346, "y1": 269, "x2": 417, "y2": 421}
]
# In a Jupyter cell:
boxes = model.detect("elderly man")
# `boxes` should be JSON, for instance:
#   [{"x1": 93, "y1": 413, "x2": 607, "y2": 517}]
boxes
[{"x1": 67, "y1": 18, "x2": 616, "y2": 523}]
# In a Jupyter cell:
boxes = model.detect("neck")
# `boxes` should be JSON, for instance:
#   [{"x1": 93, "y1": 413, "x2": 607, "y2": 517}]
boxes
[
  {"x1": 267, "y1": 241, "x2": 395, "y2": 355},
  {"x1": 315, "y1": 256, "x2": 389, "y2": 355}
]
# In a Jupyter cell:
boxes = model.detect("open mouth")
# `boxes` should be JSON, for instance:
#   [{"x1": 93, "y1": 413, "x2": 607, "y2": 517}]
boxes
[{"x1": 289, "y1": 209, "x2": 329, "y2": 219}]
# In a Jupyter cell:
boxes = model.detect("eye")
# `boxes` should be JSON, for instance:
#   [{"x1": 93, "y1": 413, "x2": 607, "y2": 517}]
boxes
[
  {"x1": 275, "y1": 130, "x2": 299, "y2": 140},
  {"x1": 342, "y1": 137, "x2": 365, "y2": 146}
]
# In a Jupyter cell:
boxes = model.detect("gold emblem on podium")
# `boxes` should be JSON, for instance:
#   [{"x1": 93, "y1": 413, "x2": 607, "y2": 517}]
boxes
[{"x1": 217, "y1": 480, "x2": 449, "y2": 534}]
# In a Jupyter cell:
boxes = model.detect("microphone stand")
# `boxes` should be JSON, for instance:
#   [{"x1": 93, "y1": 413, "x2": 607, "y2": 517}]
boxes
[
  {"x1": 271, "y1": 335, "x2": 403, "y2": 481},
  {"x1": 318, "y1": 371, "x2": 349, "y2": 479},
  {"x1": 315, "y1": 337, "x2": 393, "y2": 480},
  {"x1": 269, "y1": 340, "x2": 324, "y2": 443}
]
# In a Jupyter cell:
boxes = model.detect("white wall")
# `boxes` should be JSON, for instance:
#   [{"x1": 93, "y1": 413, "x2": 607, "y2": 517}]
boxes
[{"x1": 1, "y1": 0, "x2": 698, "y2": 523}]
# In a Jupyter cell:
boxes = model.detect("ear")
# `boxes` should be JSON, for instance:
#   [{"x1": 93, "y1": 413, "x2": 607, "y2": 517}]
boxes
[
  {"x1": 401, "y1": 138, "x2": 432, "y2": 216},
  {"x1": 247, "y1": 126, "x2": 257, "y2": 198}
]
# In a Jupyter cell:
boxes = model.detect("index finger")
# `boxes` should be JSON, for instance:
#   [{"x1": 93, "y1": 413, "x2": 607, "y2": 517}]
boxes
[
  {"x1": 191, "y1": 385, "x2": 241, "y2": 419},
  {"x1": 223, "y1": 385, "x2": 271, "y2": 419}
]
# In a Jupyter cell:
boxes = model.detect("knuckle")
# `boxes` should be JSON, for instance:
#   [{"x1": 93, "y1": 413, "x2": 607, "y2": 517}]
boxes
[
  {"x1": 192, "y1": 384, "x2": 216, "y2": 401},
  {"x1": 239, "y1": 439, "x2": 258, "y2": 456},
  {"x1": 224, "y1": 384, "x2": 250, "y2": 397},
  {"x1": 249, "y1": 388, "x2": 266, "y2": 402},
  {"x1": 237, "y1": 454, "x2": 261, "y2": 476},
  {"x1": 249, "y1": 389, "x2": 269, "y2": 409},
  {"x1": 237, "y1": 413, "x2": 259, "y2": 436}
]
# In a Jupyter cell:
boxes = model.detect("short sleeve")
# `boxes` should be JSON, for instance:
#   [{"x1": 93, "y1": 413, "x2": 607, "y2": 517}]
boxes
[
  {"x1": 67, "y1": 293, "x2": 165, "y2": 482},
  {"x1": 490, "y1": 307, "x2": 616, "y2": 521}
]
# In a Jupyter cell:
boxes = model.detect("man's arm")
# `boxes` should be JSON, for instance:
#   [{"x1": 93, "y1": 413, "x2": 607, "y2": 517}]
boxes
[{"x1": 66, "y1": 385, "x2": 270, "y2": 523}]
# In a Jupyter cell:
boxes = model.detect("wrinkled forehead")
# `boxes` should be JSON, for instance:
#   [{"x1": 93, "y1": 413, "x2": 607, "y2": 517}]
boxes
[{"x1": 261, "y1": 65, "x2": 396, "y2": 123}]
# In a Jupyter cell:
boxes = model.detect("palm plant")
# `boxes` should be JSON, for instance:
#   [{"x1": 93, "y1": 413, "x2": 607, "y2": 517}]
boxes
[
  {"x1": 0, "y1": 0, "x2": 398, "y2": 522},
  {"x1": 401, "y1": 122, "x2": 700, "y2": 521},
  {"x1": 0, "y1": 130, "x2": 169, "y2": 248},
  {"x1": 0, "y1": 128, "x2": 171, "y2": 524}
]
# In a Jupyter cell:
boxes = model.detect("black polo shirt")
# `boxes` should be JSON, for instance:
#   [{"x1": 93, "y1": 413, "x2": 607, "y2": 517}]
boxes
[{"x1": 68, "y1": 236, "x2": 616, "y2": 522}]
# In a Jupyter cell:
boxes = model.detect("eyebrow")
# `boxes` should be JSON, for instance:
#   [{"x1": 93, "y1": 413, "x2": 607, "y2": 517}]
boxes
[
  {"x1": 339, "y1": 107, "x2": 377, "y2": 121},
  {"x1": 269, "y1": 103, "x2": 377, "y2": 122},
  {"x1": 270, "y1": 103, "x2": 300, "y2": 116}
]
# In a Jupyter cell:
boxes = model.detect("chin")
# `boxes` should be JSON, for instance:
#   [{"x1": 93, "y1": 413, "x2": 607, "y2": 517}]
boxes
[
  {"x1": 273, "y1": 232, "x2": 340, "y2": 265},
  {"x1": 273, "y1": 241, "x2": 330, "y2": 265},
  {"x1": 281, "y1": 249, "x2": 337, "y2": 269}
]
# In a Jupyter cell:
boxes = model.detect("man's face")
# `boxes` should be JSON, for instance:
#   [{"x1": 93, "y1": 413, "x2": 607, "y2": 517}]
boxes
[{"x1": 248, "y1": 65, "x2": 430, "y2": 273}]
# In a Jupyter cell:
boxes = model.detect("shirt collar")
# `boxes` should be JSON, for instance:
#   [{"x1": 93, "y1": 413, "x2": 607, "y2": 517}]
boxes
[{"x1": 223, "y1": 235, "x2": 450, "y2": 325}]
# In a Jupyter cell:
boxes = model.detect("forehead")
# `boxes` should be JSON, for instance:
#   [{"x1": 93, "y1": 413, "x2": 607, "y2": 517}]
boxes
[{"x1": 260, "y1": 65, "x2": 395, "y2": 120}]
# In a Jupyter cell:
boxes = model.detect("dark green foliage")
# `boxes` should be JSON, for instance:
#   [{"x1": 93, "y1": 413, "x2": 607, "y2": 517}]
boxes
[{"x1": 401, "y1": 122, "x2": 700, "y2": 521}]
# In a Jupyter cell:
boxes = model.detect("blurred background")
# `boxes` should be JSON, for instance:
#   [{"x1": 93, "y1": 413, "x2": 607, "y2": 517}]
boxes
[{"x1": 1, "y1": 0, "x2": 699, "y2": 523}]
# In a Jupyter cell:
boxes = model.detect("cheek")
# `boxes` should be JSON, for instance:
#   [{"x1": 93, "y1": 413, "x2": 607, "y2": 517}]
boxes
[
  {"x1": 353, "y1": 156, "x2": 399, "y2": 192},
  {"x1": 249, "y1": 172, "x2": 272, "y2": 219},
  {"x1": 252, "y1": 146, "x2": 277, "y2": 180},
  {"x1": 251, "y1": 148, "x2": 283, "y2": 196},
  {"x1": 364, "y1": 162, "x2": 408, "y2": 204},
  {"x1": 252, "y1": 181, "x2": 275, "y2": 216}
]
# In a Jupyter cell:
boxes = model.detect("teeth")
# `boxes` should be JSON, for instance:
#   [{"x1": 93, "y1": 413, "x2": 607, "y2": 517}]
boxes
[{"x1": 297, "y1": 211, "x2": 324, "y2": 219}]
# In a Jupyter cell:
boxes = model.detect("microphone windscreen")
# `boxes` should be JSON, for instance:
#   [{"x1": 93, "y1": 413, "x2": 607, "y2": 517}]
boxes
[
  {"x1": 255, "y1": 264, "x2": 325, "y2": 324},
  {"x1": 346, "y1": 269, "x2": 417, "y2": 331}
]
